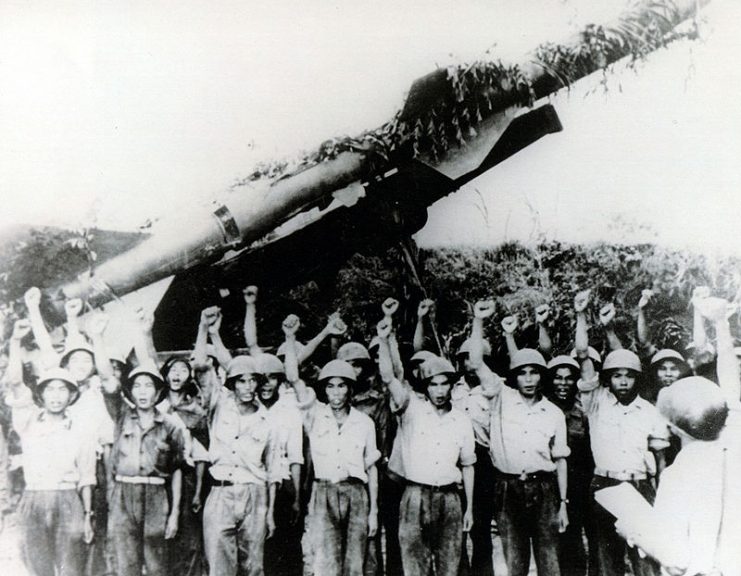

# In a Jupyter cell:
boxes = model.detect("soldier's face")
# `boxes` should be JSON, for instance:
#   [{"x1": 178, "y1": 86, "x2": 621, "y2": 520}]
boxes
[
  {"x1": 42, "y1": 380, "x2": 72, "y2": 413},
  {"x1": 325, "y1": 378, "x2": 350, "y2": 409},
  {"x1": 552, "y1": 367, "x2": 575, "y2": 401},
  {"x1": 131, "y1": 375, "x2": 159, "y2": 409}
]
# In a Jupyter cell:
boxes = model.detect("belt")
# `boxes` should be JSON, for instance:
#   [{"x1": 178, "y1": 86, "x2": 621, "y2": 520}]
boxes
[
  {"x1": 594, "y1": 468, "x2": 649, "y2": 481},
  {"x1": 25, "y1": 482, "x2": 78, "y2": 491},
  {"x1": 210, "y1": 479, "x2": 261, "y2": 487},
  {"x1": 115, "y1": 475, "x2": 166, "y2": 486},
  {"x1": 314, "y1": 477, "x2": 365, "y2": 486},
  {"x1": 406, "y1": 480, "x2": 459, "y2": 493},
  {"x1": 497, "y1": 470, "x2": 555, "y2": 482}
]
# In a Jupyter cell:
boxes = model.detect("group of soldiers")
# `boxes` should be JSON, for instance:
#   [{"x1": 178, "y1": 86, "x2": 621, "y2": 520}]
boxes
[{"x1": 1, "y1": 281, "x2": 740, "y2": 576}]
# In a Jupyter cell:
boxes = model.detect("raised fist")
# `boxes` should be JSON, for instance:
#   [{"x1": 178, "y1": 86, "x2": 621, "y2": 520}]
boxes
[
  {"x1": 417, "y1": 299, "x2": 435, "y2": 318},
  {"x1": 24, "y1": 287, "x2": 42, "y2": 309},
  {"x1": 382, "y1": 298, "x2": 399, "y2": 317},
  {"x1": 574, "y1": 290, "x2": 591, "y2": 313},
  {"x1": 638, "y1": 289, "x2": 653, "y2": 309},
  {"x1": 326, "y1": 313, "x2": 347, "y2": 336},
  {"x1": 282, "y1": 314, "x2": 300, "y2": 336},
  {"x1": 501, "y1": 315, "x2": 518, "y2": 334},
  {"x1": 11, "y1": 319, "x2": 31, "y2": 341},
  {"x1": 599, "y1": 303, "x2": 616, "y2": 327},
  {"x1": 474, "y1": 300, "x2": 496, "y2": 320},
  {"x1": 534, "y1": 304, "x2": 550, "y2": 324},
  {"x1": 243, "y1": 286, "x2": 258, "y2": 304},
  {"x1": 376, "y1": 318, "x2": 392, "y2": 340},
  {"x1": 87, "y1": 312, "x2": 109, "y2": 337},
  {"x1": 695, "y1": 297, "x2": 729, "y2": 323},
  {"x1": 65, "y1": 299, "x2": 83, "y2": 319},
  {"x1": 200, "y1": 306, "x2": 221, "y2": 328}
]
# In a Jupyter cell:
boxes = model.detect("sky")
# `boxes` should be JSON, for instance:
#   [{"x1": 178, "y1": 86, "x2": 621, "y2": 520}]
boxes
[{"x1": 0, "y1": 0, "x2": 739, "y2": 255}]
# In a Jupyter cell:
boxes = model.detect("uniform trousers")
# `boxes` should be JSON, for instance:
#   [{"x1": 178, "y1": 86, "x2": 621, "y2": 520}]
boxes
[
  {"x1": 204, "y1": 482, "x2": 268, "y2": 576},
  {"x1": 398, "y1": 482, "x2": 463, "y2": 576},
  {"x1": 304, "y1": 479, "x2": 369, "y2": 576},
  {"x1": 590, "y1": 475, "x2": 660, "y2": 576},
  {"x1": 20, "y1": 489, "x2": 85, "y2": 576},
  {"x1": 494, "y1": 472, "x2": 561, "y2": 576},
  {"x1": 108, "y1": 481, "x2": 170, "y2": 576}
]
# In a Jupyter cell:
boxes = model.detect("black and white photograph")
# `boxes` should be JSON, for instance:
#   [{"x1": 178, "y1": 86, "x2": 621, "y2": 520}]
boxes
[{"x1": 1, "y1": 1, "x2": 740, "y2": 575}]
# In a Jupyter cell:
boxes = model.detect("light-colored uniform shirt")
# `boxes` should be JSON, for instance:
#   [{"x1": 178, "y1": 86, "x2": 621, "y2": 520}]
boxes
[
  {"x1": 650, "y1": 406, "x2": 741, "y2": 576},
  {"x1": 208, "y1": 386, "x2": 277, "y2": 484},
  {"x1": 487, "y1": 382, "x2": 570, "y2": 475},
  {"x1": 69, "y1": 376, "x2": 115, "y2": 454},
  {"x1": 10, "y1": 386, "x2": 97, "y2": 490},
  {"x1": 298, "y1": 388, "x2": 379, "y2": 484},
  {"x1": 452, "y1": 380, "x2": 491, "y2": 448},
  {"x1": 578, "y1": 377, "x2": 669, "y2": 476},
  {"x1": 394, "y1": 391, "x2": 476, "y2": 486},
  {"x1": 264, "y1": 396, "x2": 303, "y2": 482}
]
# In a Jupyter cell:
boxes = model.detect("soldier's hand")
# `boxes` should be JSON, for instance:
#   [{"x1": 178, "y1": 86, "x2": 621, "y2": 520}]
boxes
[
  {"x1": 574, "y1": 289, "x2": 591, "y2": 313},
  {"x1": 135, "y1": 307, "x2": 154, "y2": 334},
  {"x1": 266, "y1": 512, "x2": 276, "y2": 539},
  {"x1": 367, "y1": 513, "x2": 378, "y2": 538},
  {"x1": 11, "y1": 319, "x2": 31, "y2": 341},
  {"x1": 282, "y1": 314, "x2": 300, "y2": 336},
  {"x1": 326, "y1": 313, "x2": 347, "y2": 336},
  {"x1": 191, "y1": 495, "x2": 202, "y2": 515},
  {"x1": 695, "y1": 297, "x2": 729, "y2": 322},
  {"x1": 207, "y1": 311, "x2": 223, "y2": 335},
  {"x1": 501, "y1": 315, "x2": 518, "y2": 334},
  {"x1": 376, "y1": 318, "x2": 392, "y2": 340},
  {"x1": 83, "y1": 514, "x2": 94, "y2": 544},
  {"x1": 164, "y1": 513, "x2": 179, "y2": 540},
  {"x1": 558, "y1": 505, "x2": 569, "y2": 534},
  {"x1": 87, "y1": 312, "x2": 109, "y2": 337},
  {"x1": 638, "y1": 289, "x2": 654, "y2": 309},
  {"x1": 474, "y1": 300, "x2": 496, "y2": 320},
  {"x1": 200, "y1": 306, "x2": 221, "y2": 329},
  {"x1": 24, "y1": 287, "x2": 42, "y2": 309},
  {"x1": 290, "y1": 497, "x2": 301, "y2": 526},
  {"x1": 65, "y1": 298, "x2": 83, "y2": 319},
  {"x1": 534, "y1": 304, "x2": 550, "y2": 324},
  {"x1": 462, "y1": 508, "x2": 473, "y2": 533},
  {"x1": 417, "y1": 299, "x2": 435, "y2": 318},
  {"x1": 599, "y1": 303, "x2": 616, "y2": 327},
  {"x1": 382, "y1": 298, "x2": 399, "y2": 317},
  {"x1": 243, "y1": 285, "x2": 258, "y2": 304}
]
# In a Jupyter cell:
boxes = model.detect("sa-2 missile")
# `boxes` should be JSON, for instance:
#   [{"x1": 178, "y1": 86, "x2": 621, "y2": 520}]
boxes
[{"x1": 55, "y1": 0, "x2": 706, "y2": 309}]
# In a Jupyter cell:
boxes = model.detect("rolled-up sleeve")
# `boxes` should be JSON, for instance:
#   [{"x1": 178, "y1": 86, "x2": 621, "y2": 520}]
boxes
[
  {"x1": 286, "y1": 409, "x2": 304, "y2": 467},
  {"x1": 459, "y1": 418, "x2": 477, "y2": 467},
  {"x1": 363, "y1": 418, "x2": 381, "y2": 470},
  {"x1": 577, "y1": 375, "x2": 602, "y2": 415},
  {"x1": 648, "y1": 411, "x2": 671, "y2": 452},
  {"x1": 551, "y1": 411, "x2": 571, "y2": 460},
  {"x1": 296, "y1": 384, "x2": 319, "y2": 432},
  {"x1": 76, "y1": 432, "x2": 98, "y2": 489}
]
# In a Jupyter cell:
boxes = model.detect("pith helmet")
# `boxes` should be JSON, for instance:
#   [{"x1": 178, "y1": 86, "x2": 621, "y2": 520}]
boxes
[
  {"x1": 547, "y1": 355, "x2": 580, "y2": 372},
  {"x1": 36, "y1": 367, "x2": 80, "y2": 404},
  {"x1": 257, "y1": 354, "x2": 285, "y2": 376},
  {"x1": 603, "y1": 349, "x2": 642, "y2": 373},
  {"x1": 456, "y1": 338, "x2": 492, "y2": 357},
  {"x1": 510, "y1": 348, "x2": 547, "y2": 371},
  {"x1": 318, "y1": 359, "x2": 357, "y2": 382},
  {"x1": 419, "y1": 356, "x2": 457, "y2": 381},
  {"x1": 337, "y1": 342, "x2": 371, "y2": 362}
]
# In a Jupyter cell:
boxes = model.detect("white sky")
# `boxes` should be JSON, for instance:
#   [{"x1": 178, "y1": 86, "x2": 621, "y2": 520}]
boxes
[{"x1": 1, "y1": 0, "x2": 739, "y2": 255}]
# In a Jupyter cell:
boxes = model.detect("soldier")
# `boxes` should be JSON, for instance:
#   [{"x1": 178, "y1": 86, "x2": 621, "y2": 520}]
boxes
[
  {"x1": 7, "y1": 319, "x2": 96, "y2": 576},
  {"x1": 98, "y1": 309, "x2": 187, "y2": 576},
  {"x1": 284, "y1": 314, "x2": 380, "y2": 576},
  {"x1": 377, "y1": 314, "x2": 475, "y2": 576},
  {"x1": 201, "y1": 352, "x2": 278, "y2": 576},
  {"x1": 574, "y1": 290, "x2": 668, "y2": 576}
]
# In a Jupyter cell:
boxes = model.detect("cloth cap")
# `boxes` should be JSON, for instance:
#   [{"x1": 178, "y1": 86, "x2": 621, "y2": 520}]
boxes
[
  {"x1": 547, "y1": 355, "x2": 580, "y2": 372},
  {"x1": 456, "y1": 338, "x2": 492, "y2": 357},
  {"x1": 510, "y1": 348, "x2": 547, "y2": 371},
  {"x1": 337, "y1": 342, "x2": 371, "y2": 362},
  {"x1": 603, "y1": 349, "x2": 642, "y2": 373},
  {"x1": 419, "y1": 356, "x2": 457, "y2": 381},
  {"x1": 318, "y1": 359, "x2": 357, "y2": 382},
  {"x1": 656, "y1": 376, "x2": 728, "y2": 441}
]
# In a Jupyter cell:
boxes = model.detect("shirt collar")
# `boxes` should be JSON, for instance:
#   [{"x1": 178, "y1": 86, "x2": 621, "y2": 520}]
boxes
[
  {"x1": 513, "y1": 392, "x2": 548, "y2": 412},
  {"x1": 38, "y1": 409, "x2": 72, "y2": 428}
]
